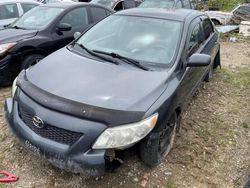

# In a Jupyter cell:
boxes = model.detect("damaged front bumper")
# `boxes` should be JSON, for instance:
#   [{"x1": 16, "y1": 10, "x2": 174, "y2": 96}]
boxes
[{"x1": 4, "y1": 97, "x2": 107, "y2": 176}]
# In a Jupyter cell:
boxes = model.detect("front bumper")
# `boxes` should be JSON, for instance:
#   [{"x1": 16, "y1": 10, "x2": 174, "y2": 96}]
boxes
[{"x1": 4, "y1": 97, "x2": 107, "y2": 176}]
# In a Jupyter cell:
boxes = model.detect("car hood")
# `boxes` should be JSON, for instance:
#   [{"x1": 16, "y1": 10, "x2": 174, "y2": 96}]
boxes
[
  {"x1": 0, "y1": 28, "x2": 37, "y2": 43},
  {"x1": 26, "y1": 48, "x2": 169, "y2": 112}
]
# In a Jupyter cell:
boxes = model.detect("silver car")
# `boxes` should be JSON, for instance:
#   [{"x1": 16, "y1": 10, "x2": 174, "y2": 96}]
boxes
[{"x1": 0, "y1": 0, "x2": 41, "y2": 29}]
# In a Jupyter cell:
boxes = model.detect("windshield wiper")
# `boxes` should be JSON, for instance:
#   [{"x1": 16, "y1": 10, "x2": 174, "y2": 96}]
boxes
[
  {"x1": 92, "y1": 50, "x2": 149, "y2": 71},
  {"x1": 74, "y1": 43, "x2": 119, "y2": 65},
  {"x1": 9, "y1": 25, "x2": 27, "y2": 30}
]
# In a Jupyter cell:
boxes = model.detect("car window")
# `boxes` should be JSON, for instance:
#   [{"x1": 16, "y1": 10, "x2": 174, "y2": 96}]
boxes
[
  {"x1": 91, "y1": 7, "x2": 107, "y2": 22},
  {"x1": 175, "y1": 1, "x2": 182, "y2": 8},
  {"x1": 139, "y1": 0, "x2": 181, "y2": 8},
  {"x1": 235, "y1": 5, "x2": 250, "y2": 14},
  {"x1": 0, "y1": 4, "x2": 19, "y2": 20},
  {"x1": 21, "y1": 3, "x2": 38, "y2": 13},
  {"x1": 182, "y1": 0, "x2": 191, "y2": 9},
  {"x1": 124, "y1": 0, "x2": 136, "y2": 9},
  {"x1": 202, "y1": 18, "x2": 214, "y2": 40},
  {"x1": 114, "y1": 1, "x2": 124, "y2": 11},
  {"x1": 188, "y1": 23, "x2": 203, "y2": 55},
  {"x1": 60, "y1": 7, "x2": 89, "y2": 28},
  {"x1": 90, "y1": 0, "x2": 113, "y2": 9}
]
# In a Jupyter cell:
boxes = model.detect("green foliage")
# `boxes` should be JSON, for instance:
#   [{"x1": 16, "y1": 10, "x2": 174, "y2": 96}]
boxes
[{"x1": 208, "y1": 0, "x2": 245, "y2": 10}]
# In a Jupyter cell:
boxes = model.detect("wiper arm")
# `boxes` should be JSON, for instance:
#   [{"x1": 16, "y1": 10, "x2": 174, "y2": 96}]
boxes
[
  {"x1": 74, "y1": 43, "x2": 119, "y2": 65},
  {"x1": 92, "y1": 50, "x2": 149, "y2": 71},
  {"x1": 9, "y1": 25, "x2": 27, "y2": 30}
]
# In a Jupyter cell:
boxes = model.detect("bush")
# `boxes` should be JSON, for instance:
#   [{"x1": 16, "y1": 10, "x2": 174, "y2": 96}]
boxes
[{"x1": 207, "y1": 0, "x2": 245, "y2": 10}]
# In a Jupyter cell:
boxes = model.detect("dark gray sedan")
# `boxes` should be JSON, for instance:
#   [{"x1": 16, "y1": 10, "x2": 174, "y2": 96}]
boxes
[{"x1": 5, "y1": 8, "x2": 220, "y2": 176}]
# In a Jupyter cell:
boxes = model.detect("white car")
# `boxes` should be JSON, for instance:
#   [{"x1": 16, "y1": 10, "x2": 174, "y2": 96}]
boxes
[
  {"x1": 0, "y1": 0, "x2": 41, "y2": 29},
  {"x1": 206, "y1": 4, "x2": 250, "y2": 25},
  {"x1": 38, "y1": 0, "x2": 75, "y2": 3}
]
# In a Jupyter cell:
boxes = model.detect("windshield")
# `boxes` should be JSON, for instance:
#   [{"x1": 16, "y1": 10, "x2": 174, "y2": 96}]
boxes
[
  {"x1": 90, "y1": 0, "x2": 113, "y2": 8},
  {"x1": 12, "y1": 6, "x2": 63, "y2": 30},
  {"x1": 139, "y1": 0, "x2": 181, "y2": 8},
  {"x1": 76, "y1": 15, "x2": 182, "y2": 67}
]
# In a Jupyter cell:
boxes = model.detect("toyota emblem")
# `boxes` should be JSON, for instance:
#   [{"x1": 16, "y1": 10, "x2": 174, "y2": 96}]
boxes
[{"x1": 32, "y1": 116, "x2": 45, "y2": 129}]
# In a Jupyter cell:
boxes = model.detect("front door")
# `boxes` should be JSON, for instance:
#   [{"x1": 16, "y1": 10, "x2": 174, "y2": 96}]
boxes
[{"x1": 51, "y1": 6, "x2": 91, "y2": 51}]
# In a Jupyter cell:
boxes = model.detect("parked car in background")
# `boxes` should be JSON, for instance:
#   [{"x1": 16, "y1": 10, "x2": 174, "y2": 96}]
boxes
[
  {"x1": 38, "y1": 0, "x2": 75, "y2": 3},
  {"x1": 206, "y1": 4, "x2": 250, "y2": 25},
  {"x1": 5, "y1": 8, "x2": 220, "y2": 176},
  {"x1": 0, "y1": 0, "x2": 41, "y2": 29},
  {"x1": 0, "y1": 2, "x2": 113, "y2": 86},
  {"x1": 139, "y1": 0, "x2": 193, "y2": 9},
  {"x1": 90, "y1": 0, "x2": 142, "y2": 11}
]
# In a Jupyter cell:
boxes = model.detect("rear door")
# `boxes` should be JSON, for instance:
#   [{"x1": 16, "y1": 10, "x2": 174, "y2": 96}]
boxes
[
  {"x1": 51, "y1": 6, "x2": 92, "y2": 50},
  {"x1": 200, "y1": 16, "x2": 219, "y2": 72}
]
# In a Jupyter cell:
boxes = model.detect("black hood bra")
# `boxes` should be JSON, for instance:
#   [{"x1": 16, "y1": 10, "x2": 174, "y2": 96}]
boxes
[{"x1": 16, "y1": 71, "x2": 145, "y2": 126}]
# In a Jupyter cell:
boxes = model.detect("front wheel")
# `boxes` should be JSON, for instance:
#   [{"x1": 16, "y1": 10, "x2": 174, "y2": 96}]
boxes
[
  {"x1": 139, "y1": 114, "x2": 179, "y2": 167},
  {"x1": 21, "y1": 54, "x2": 44, "y2": 70}
]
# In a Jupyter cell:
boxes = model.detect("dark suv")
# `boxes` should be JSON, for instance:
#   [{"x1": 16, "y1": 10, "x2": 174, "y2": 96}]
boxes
[{"x1": 0, "y1": 3, "x2": 113, "y2": 86}]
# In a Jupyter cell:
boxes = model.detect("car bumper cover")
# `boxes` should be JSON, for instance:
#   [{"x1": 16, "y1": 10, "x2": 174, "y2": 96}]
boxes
[{"x1": 4, "y1": 97, "x2": 106, "y2": 176}]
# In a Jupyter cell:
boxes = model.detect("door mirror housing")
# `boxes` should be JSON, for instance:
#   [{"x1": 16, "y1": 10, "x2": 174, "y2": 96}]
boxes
[
  {"x1": 74, "y1": 32, "x2": 81, "y2": 40},
  {"x1": 187, "y1": 54, "x2": 211, "y2": 67},
  {"x1": 57, "y1": 23, "x2": 72, "y2": 32}
]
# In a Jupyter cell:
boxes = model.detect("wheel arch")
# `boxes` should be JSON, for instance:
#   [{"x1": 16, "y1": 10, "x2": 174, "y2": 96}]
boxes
[
  {"x1": 18, "y1": 46, "x2": 48, "y2": 57},
  {"x1": 16, "y1": 46, "x2": 48, "y2": 71},
  {"x1": 211, "y1": 18, "x2": 222, "y2": 25}
]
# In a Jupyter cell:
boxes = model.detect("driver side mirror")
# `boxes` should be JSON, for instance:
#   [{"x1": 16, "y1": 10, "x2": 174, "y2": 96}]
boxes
[
  {"x1": 187, "y1": 54, "x2": 211, "y2": 67},
  {"x1": 56, "y1": 23, "x2": 72, "y2": 32}
]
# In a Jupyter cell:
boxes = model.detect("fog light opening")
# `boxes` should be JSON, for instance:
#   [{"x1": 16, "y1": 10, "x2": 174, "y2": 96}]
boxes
[{"x1": 105, "y1": 149, "x2": 124, "y2": 173}]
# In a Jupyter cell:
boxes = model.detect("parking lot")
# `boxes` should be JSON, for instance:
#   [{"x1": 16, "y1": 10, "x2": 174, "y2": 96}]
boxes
[{"x1": 0, "y1": 41, "x2": 249, "y2": 188}]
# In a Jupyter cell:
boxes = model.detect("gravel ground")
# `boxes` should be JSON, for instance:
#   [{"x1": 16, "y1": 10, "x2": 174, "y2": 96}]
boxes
[{"x1": 0, "y1": 41, "x2": 250, "y2": 188}]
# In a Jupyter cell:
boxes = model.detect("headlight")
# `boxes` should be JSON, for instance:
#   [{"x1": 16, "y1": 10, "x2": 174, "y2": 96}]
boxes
[
  {"x1": 92, "y1": 113, "x2": 158, "y2": 149},
  {"x1": 12, "y1": 78, "x2": 17, "y2": 97},
  {"x1": 0, "y1": 43, "x2": 16, "y2": 56}
]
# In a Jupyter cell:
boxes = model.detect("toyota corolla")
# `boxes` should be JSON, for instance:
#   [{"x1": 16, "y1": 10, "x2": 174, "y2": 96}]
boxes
[{"x1": 5, "y1": 8, "x2": 220, "y2": 176}]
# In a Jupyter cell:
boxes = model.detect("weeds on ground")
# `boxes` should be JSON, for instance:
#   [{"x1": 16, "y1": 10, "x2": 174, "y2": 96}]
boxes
[
  {"x1": 165, "y1": 179, "x2": 176, "y2": 188},
  {"x1": 220, "y1": 68, "x2": 250, "y2": 90},
  {"x1": 0, "y1": 184, "x2": 6, "y2": 188},
  {"x1": 241, "y1": 122, "x2": 249, "y2": 129}
]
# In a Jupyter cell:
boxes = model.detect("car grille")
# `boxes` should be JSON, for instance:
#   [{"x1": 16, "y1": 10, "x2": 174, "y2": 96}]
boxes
[{"x1": 18, "y1": 104, "x2": 83, "y2": 145}]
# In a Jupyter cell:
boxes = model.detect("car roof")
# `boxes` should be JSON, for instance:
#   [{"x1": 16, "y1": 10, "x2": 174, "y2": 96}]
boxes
[
  {"x1": 41, "y1": 2, "x2": 101, "y2": 9},
  {"x1": 0, "y1": 0, "x2": 41, "y2": 4},
  {"x1": 116, "y1": 8, "x2": 204, "y2": 22},
  {"x1": 40, "y1": 2, "x2": 113, "y2": 12}
]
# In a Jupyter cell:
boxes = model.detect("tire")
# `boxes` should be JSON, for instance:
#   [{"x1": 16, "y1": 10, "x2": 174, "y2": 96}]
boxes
[
  {"x1": 139, "y1": 113, "x2": 179, "y2": 167},
  {"x1": 21, "y1": 54, "x2": 44, "y2": 70}
]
